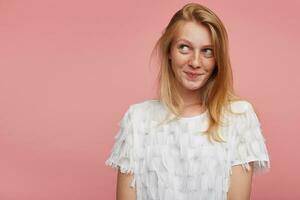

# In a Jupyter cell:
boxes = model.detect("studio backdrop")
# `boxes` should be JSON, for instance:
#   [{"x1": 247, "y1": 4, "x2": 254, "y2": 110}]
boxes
[{"x1": 0, "y1": 0, "x2": 299, "y2": 199}]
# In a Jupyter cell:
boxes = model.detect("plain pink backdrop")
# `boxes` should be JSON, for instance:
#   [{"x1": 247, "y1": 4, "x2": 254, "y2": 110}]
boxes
[{"x1": 0, "y1": 0, "x2": 299, "y2": 199}]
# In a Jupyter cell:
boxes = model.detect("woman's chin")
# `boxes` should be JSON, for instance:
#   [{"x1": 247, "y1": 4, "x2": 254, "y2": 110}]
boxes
[
  {"x1": 182, "y1": 84, "x2": 202, "y2": 91},
  {"x1": 180, "y1": 80, "x2": 201, "y2": 90}
]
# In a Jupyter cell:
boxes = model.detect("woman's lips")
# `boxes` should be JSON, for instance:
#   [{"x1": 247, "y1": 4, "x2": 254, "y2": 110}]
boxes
[{"x1": 184, "y1": 71, "x2": 202, "y2": 80}]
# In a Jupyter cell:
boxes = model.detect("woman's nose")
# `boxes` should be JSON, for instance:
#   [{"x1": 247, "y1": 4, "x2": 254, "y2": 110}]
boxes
[{"x1": 189, "y1": 50, "x2": 202, "y2": 68}]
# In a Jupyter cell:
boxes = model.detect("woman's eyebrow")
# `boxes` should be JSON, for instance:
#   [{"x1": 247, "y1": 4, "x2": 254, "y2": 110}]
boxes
[{"x1": 175, "y1": 38, "x2": 213, "y2": 48}]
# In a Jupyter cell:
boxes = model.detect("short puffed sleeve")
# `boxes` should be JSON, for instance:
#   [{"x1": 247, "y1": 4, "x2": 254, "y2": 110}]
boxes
[
  {"x1": 230, "y1": 101, "x2": 270, "y2": 174},
  {"x1": 105, "y1": 106, "x2": 136, "y2": 180}
]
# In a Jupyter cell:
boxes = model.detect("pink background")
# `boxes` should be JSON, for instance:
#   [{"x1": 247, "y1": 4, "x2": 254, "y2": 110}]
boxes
[{"x1": 0, "y1": 0, "x2": 299, "y2": 199}]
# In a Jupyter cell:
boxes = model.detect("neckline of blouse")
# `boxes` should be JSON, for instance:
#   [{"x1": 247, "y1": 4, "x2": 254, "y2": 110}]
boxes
[
  {"x1": 154, "y1": 99, "x2": 209, "y2": 121},
  {"x1": 177, "y1": 109, "x2": 208, "y2": 120}
]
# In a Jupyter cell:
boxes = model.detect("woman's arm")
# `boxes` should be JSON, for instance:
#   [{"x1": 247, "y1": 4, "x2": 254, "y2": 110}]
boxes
[
  {"x1": 116, "y1": 169, "x2": 136, "y2": 200},
  {"x1": 227, "y1": 162, "x2": 254, "y2": 200}
]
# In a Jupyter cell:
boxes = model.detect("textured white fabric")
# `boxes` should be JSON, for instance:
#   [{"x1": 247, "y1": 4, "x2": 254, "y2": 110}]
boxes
[{"x1": 105, "y1": 99, "x2": 270, "y2": 200}]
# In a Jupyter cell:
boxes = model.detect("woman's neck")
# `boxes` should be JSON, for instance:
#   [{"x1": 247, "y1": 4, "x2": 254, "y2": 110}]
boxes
[{"x1": 176, "y1": 83, "x2": 204, "y2": 108}]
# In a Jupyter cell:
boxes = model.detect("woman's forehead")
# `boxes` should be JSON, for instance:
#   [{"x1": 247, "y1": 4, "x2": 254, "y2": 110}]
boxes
[
  {"x1": 174, "y1": 22, "x2": 213, "y2": 47},
  {"x1": 175, "y1": 38, "x2": 213, "y2": 48}
]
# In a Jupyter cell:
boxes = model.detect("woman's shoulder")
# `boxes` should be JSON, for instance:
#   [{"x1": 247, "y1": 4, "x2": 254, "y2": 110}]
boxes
[
  {"x1": 227, "y1": 99, "x2": 255, "y2": 114},
  {"x1": 129, "y1": 98, "x2": 161, "y2": 110},
  {"x1": 128, "y1": 99, "x2": 165, "y2": 119}
]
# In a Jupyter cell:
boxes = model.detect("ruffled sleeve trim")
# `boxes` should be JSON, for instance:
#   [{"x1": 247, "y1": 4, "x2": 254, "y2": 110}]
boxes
[
  {"x1": 231, "y1": 158, "x2": 270, "y2": 175},
  {"x1": 104, "y1": 106, "x2": 136, "y2": 187},
  {"x1": 229, "y1": 101, "x2": 271, "y2": 175}
]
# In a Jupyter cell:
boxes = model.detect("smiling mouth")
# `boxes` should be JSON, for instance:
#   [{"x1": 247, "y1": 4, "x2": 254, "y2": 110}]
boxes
[{"x1": 184, "y1": 71, "x2": 201, "y2": 79}]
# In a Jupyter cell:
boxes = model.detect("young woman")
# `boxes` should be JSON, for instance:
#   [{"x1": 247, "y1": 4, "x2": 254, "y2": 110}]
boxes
[{"x1": 105, "y1": 3, "x2": 270, "y2": 200}]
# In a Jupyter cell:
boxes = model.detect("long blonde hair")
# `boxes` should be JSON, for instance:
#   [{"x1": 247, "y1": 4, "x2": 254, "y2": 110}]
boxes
[{"x1": 151, "y1": 3, "x2": 244, "y2": 143}]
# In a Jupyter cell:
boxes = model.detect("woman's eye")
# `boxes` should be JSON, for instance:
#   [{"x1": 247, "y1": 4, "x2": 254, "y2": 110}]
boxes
[
  {"x1": 203, "y1": 48, "x2": 213, "y2": 57},
  {"x1": 178, "y1": 44, "x2": 189, "y2": 51}
]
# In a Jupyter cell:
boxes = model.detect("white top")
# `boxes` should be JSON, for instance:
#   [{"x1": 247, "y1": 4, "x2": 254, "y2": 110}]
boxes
[{"x1": 105, "y1": 99, "x2": 270, "y2": 200}]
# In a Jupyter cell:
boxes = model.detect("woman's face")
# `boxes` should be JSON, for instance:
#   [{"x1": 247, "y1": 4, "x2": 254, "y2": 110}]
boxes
[{"x1": 168, "y1": 21, "x2": 216, "y2": 92}]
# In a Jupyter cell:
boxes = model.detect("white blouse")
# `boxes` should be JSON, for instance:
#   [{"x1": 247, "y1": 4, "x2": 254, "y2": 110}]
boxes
[{"x1": 105, "y1": 99, "x2": 270, "y2": 200}]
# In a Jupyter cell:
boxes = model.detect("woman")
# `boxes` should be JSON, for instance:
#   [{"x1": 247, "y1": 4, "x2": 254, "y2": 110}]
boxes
[{"x1": 105, "y1": 3, "x2": 270, "y2": 200}]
